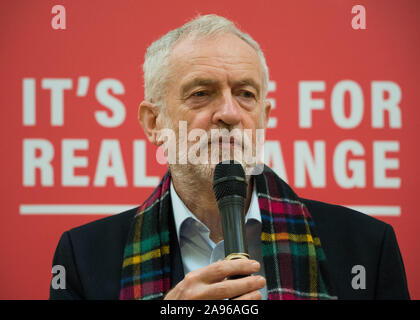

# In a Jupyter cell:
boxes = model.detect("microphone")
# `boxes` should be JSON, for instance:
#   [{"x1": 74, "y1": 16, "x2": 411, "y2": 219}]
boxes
[{"x1": 213, "y1": 160, "x2": 249, "y2": 267}]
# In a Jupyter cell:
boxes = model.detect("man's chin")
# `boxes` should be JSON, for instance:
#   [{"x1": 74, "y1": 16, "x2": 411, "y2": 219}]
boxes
[
  {"x1": 187, "y1": 163, "x2": 215, "y2": 180},
  {"x1": 170, "y1": 160, "x2": 258, "y2": 184},
  {"x1": 169, "y1": 163, "x2": 215, "y2": 186}
]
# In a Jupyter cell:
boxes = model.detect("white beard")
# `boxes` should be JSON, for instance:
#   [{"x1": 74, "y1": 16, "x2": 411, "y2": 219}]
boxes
[{"x1": 158, "y1": 113, "x2": 265, "y2": 185}]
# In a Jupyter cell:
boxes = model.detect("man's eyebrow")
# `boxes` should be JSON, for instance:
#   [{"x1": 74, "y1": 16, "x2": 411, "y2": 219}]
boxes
[
  {"x1": 180, "y1": 78, "x2": 219, "y2": 95},
  {"x1": 231, "y1": 78, "x2": 261, "y2": 95},
  {"x1": 180, "y1": 77, "x2": 261, "y2": 96}
]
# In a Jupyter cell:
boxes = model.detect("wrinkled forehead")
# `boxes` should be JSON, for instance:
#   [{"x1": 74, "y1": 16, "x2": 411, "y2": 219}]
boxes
[{"x1": 167, "y1": 33, "x2": 263, "y2": 87}]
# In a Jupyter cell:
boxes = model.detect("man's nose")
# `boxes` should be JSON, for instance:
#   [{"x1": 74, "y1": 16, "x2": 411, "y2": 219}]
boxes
[{"x1": 212, "y1": 91, "x2": 242, "y2": 127}]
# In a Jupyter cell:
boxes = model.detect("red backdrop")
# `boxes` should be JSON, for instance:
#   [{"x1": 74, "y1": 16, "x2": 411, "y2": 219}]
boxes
[{"x1": 1, "y1": 0, "x2": 418, "y2": 299}]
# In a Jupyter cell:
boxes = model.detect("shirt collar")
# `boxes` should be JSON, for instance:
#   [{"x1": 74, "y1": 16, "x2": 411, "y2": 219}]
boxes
[
  {"x1": 170, "y1": 181, "x2": 200, "y2": 241},
  {"x1": 170, "y1": 180, "x2": 261, "y2": 241},
  {"x1": 246, "y1": 181, "x2": 261, "y2": 223}
]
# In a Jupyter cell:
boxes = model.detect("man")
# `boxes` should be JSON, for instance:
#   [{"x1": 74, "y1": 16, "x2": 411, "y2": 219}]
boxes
[{"x1": 50, "y1": 14, "x2": 410, "y2": 300}]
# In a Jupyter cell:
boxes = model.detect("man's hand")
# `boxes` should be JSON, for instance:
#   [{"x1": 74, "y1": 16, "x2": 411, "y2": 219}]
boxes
[{"x1": 164, "y1": 259, "x2": 266, "y2": 300}]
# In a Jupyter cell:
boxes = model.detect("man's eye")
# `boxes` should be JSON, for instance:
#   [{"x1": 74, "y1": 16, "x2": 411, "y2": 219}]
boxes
[
  {"x1": 239, "y1": 90, "x2": 255, "y2": 99},
  {"x1": 191, "y1": 90, "x2": 207, "y2": 97}
]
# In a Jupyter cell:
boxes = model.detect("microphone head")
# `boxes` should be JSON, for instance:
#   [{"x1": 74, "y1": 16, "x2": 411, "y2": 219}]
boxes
[{"x1": 213, "y1": 160, "x2": 247, "y2": 201}]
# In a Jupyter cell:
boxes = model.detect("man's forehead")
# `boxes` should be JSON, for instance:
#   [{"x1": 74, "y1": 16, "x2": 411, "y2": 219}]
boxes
[
  {"x1": 171, "y1": 33, "x2": 258, "y2": 62},
  {"x1": 168, "y1": 33, "x2": 263, "y2": 87}
]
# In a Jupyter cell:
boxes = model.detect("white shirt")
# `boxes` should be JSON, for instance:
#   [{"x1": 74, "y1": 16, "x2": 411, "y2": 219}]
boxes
[{"x1": 170, "y1": 181, "x2": 268, "y2": 299}]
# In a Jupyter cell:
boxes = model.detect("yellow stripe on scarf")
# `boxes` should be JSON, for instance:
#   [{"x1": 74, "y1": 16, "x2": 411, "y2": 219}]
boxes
[
  {"x1": 262, "y1": 232, "x2": 321, "y2": 246},
  {"x1": 122, "y1": 245, "x2": 170, "y2": 268}
]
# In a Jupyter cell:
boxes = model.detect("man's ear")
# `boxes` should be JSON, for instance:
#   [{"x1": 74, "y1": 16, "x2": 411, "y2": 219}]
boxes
[{"x1": 138, "y1": 100, "x2": 161, "y2": 146}]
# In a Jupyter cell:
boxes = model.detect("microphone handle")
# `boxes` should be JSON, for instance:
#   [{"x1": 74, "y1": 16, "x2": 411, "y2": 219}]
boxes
[{"x1": 217, "y1": 195, "x2": 249, "y2": 280}]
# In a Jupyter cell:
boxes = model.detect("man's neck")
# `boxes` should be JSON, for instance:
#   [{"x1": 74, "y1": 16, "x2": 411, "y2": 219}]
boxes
[{"x1": 170, "y1": 166, "x2": 253, "y2": 243}]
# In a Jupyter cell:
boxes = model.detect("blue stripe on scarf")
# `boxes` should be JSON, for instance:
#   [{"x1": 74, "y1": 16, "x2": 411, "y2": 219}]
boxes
[
  {"x1": 121, "y1": 266, "x2": 171, "y2": 285},
  {"x1": 261, "y1": 213, "x2": 315, "y2": 226}
]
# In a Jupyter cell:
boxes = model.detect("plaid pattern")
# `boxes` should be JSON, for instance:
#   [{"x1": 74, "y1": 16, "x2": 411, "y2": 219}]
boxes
[
  {"x1": 119, "y1": 172, "x2": 172, "y2": 300},
  {"x1": 255, "y1": 167, "x2": 336, "y2": 299},
  {"x1": 119, "y1": 166, "x2": 337, "y2": 300}
]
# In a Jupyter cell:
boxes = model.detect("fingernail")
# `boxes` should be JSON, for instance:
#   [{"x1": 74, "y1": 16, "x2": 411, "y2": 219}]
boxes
[{"x1": 258, "y1": 276, "x2": 266, "y2": 285}]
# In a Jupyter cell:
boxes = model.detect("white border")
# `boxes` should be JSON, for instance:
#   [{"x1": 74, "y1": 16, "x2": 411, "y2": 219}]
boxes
[{"x1": 19, "y1": 204, "x2": 401, "y2": 216}]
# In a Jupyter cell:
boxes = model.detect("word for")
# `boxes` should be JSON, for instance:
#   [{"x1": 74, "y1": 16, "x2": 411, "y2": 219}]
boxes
[{"x1": 299, "y1": 81, "x2": 401, "y2": 129}]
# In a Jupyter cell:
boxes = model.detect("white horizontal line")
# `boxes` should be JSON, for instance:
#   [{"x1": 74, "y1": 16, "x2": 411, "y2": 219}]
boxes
[
  {"x1": 19, "y1": 204, "x2": 401, "y2": 217},
  {"x1": 344, "y1": 205, "x2": 401, "y2": 216},
  {"x1": 19, "y1": 204, "x2": 138, "y2": 215}
]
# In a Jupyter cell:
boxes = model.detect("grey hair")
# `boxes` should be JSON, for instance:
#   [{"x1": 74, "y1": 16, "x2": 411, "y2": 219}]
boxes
[{"x1": 143, "y1": 14, "x2": 270, "y2": 108}]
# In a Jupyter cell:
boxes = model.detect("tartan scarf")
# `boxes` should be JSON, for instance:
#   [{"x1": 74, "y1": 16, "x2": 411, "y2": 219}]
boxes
[{"x1": 119, "y1": 166, "x2": 337, "y2": 300}]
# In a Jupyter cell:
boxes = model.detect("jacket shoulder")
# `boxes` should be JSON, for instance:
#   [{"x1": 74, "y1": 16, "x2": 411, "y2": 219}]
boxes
[
  {"x1": 301, "y1": 198, "x2": 389, "y2": 235},
  {"x1": 50, "y1": 207, "x2": 139, "y2": 299},
  {"x1": 67, "y1": 207, "x2": 138, "y2": 240},
  {"x1": 301, "y1": 197, "x2": 393, "y2": 260},
  {"x1": 299, "y1": 198, "x2": 409, "y2": 299}
]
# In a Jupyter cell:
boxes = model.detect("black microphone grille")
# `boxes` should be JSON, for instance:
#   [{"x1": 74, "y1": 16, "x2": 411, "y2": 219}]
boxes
[{"x1": 213, "y1": 160, "x2": 247, "y2": 201}]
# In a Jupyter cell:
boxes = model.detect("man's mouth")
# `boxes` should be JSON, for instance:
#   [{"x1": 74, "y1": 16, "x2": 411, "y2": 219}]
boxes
[{"x1": 209, "y1": 136, "x2": 242, "y2": 149}]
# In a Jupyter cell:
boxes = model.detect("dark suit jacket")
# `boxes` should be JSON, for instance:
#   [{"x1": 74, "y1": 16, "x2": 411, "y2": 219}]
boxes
[{"x1": 49, "y1": 198, "x2": 410, "y2": 300}]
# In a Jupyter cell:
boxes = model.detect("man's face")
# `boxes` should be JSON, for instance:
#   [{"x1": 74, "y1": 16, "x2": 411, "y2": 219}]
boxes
[{"x1": 157, "y1": 33, "x2": 270, "y2": 181}]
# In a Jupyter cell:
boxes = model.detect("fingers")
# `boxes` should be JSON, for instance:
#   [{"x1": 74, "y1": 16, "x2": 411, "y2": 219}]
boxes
[
  {"x1": 163, "y1": 259, "x2": 265, "y2": 300},
  {"x1": 201, "y1": 259, "x2": 261, "y2": 283},
  {"x1": 206, "y1": 275, "x2": 266, "y2": 300},
  {"x1": 234, "y1": 290, "x2": 263, "y2": 300}
]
